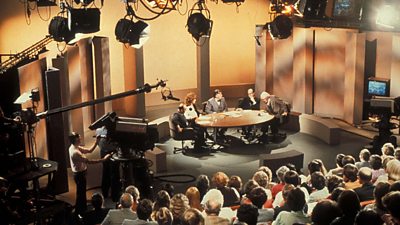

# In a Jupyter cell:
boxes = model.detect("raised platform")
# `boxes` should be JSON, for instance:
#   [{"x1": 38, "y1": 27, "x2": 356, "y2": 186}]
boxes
[{"x1": 299, "y1": 114, "x2": 341, "y2": 145}]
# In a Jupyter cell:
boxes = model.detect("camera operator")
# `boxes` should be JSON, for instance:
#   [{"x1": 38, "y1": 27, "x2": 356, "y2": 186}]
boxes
[
  {"x1": 68, "y1": 132, "x2": 111, "y2": 215},
  {"x1": 96, "y1": 126, "x2": 121, "y2": 202}
]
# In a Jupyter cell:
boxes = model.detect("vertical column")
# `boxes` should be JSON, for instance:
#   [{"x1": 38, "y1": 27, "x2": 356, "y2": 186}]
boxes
[
  {"x1": 93, "y1": 37, "x2": 112, "y2": 119},
  {"x1": 197, "y1": 36, "x2": 210, "y2": 103},
  {"x1": 391, "y1": 35, "x2": 400, "y2": 97},
  {"x1": 344, "y1": 32, "x2": 366, "y2": 125},
  {"x1": 292, "y1": 28, "x2": 314, "y2": 114},
  {"x1": 255, "y1": 25, "x2": 268, "y2": 95}
]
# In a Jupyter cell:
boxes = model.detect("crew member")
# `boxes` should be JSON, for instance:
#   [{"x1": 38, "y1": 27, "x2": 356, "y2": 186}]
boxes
[
  {"x1": 96, "y1": 126, "x2": 120, "y2": 202},
  {"x1": 68, "y1": 132, "x2": 111, "y2": 215},
  {"x1": 260, "y1": 92, "x2": 290, "y2": 142}
]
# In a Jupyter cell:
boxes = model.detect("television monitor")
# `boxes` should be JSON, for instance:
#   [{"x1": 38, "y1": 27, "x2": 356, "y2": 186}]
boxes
[
  {"x1": 333, "y1": 0, "x2": 362, "y2": 20},
  {"x1": 367, "y1": 77, "x2": 390, "y2": 97}
]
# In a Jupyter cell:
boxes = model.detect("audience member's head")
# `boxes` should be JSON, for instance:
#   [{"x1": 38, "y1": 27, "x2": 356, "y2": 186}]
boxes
[
  {"x1": 170, "y1": 193, "x2": 190, "y2": 221},
  {"x1": 342, "y1": 155, "x2": 356, "y2": 166},
  {"x1": 359, "y1": 149, "x2": 371, "y2": 162},
  {"x1": 335, "y1": 154, "x2": 345, "y2": 167},
  {"x1": 358, "y1": 167, "x2": 373, "y2": 184},
  {"x1": 330, "y1": 187, "x2": 345, "y2": 202},
  {"x1": 236, "y1": 204, "x2": 259, "y2": 225},
  {"x1": 204, "y1": 199, "x2": 222, "y2": 216},
  {"x1": 125, "y1": 185, "x2": 140, "y2": 202},
  {"x1": 136, "y1": 199, "x2": 153, "y2": 220},
  {"x1": 386, "y1": 159, "x2": 400, "y2": 181},
  {"x1": 257, "y1": 166, "x2": 273, "y2": 183},
  {"x1": 285, "y1": 163, "x2": 298, "y2": 172},
  {"x1": 185, "y1": 186, "x2": 201, "y2": 210},
  {"x1": 343, "y1": 164, "x2": 358, "y2": 182},
  {"x1": 228, "y1": 175, "x2": 243, "y2": 193},
  {"x1": 282, "y1": 184, "x2": 295, "y2": 201},
  {"x1": 311, "y1": 171, "x2": 326, "y2": 191},
  {"x1": 308, "y1": 159, "x2": 327, "y2": 175},
  {"x1": 355, "y1": 208, "x2": 383, "y2": 225},
  {"x1": 120, "y1": 193, "x2": 134, "y2": 209},
  {"x1": 211, "y1": 172, "x2": 229, "y2": 188},
  {"x1": 326, "y1": 175, "x2": 344, "y2": 193},
  {"x1": 242, "y1": 179, "x2": 259, "y2": 197},
  {"x1": 252, "y1": 171, "x2": 269, "y2": 189},
  {"x1": 382, "y1": 191, "x2": 400, "y2": 224},
  {"x1": 90, "y1": 192, "x2": 104, "y2": 210},
  {"x1": 247, "y1": 187, "x2": 267, "y2": 209},
  {"x1": 201, "y1": 189, "x2": 224, "y2": 208},
  {"x1": 287, "y1": 187, "x2": 306, "y2": 212},
  {"x1": 395, "y1": 148, "x2": 400, "y2": 161},
  {"x1": 155, "y1": 207, "x2": 173, "y2": 225},
  {"x1": 162, "y1": 183, "x2": 175, "y2": 199},
  {"x1": 373, "y1": 181, "x2": 390, "y2": 211},
  {"x1": 153, "y1": 190, "x2": 171, "y2": 211},
  {"x1": 337, "y1": 189, "x2": 360, "y2": 217},
  {"x1": 382, "y1": 143, "x2": 395, "y2": 157},
  {"x1": 276, "y1": 166, "x2": 290, "y2": 183},
  {"x1": 369, "y1": 154, "x2": 383, "y2": 170},
  {"x1": 284, "y1": 170, "x2": 301, "y2": 186},
  {"x1": 311, "y1": 199, "x2": 342, "y2": 225},
  {"x1": 181, "y1": 208, "x2": 204, "y2": 225},
  {"x1": 196, "y1": 174, "x2": 210, "y2": 199},
  {"x1": 383, "y1": 156, "x2": 395, "y2": 170},
  {"x1": 390, "y1": 180, "x2": 400, "y2": 192}
]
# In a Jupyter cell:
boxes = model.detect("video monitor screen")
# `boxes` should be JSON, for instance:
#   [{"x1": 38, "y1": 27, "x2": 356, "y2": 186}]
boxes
[
  {"x1": 333, "y1": 0, "x2": 362, "y2": 19},
  {"x1": 368, "y1": 80, "x2": 389, "y2": 97}
]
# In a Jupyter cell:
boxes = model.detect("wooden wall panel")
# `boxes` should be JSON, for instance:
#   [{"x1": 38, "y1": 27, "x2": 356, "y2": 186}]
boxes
[
  {"x1": 272, "y1": 36, "x2": 294, "y2": 103},
  {"x1": 391, "y1": 35, "x2": 400, "y2": 98},
  {"x1": 197, "y1": 36, "x2": 211, "y2": 103}
]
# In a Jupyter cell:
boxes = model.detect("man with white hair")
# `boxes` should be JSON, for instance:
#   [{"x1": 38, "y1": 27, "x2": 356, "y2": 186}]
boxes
[{"x1": 259, "y1": 91, "x2": 290, "y2": 143}]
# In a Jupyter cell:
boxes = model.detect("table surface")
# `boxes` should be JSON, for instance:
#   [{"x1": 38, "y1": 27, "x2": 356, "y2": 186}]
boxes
[{"x1": 195, "y1": 110, "x2": 274, "y2": 128}]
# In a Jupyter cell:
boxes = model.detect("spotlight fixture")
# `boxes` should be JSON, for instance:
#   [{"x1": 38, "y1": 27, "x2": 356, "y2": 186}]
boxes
[
  {"x1": 115, "y1": 19, "x2": 150, "y2": 48},
  {"x1": 68, "y1": 8, "x2": 101, "y2": 34},
  {"x1": 144, "y1": 0, "x2": 181, "y2": 9},
  {"x1": 73, "y1": 0, "x2": 94, "y2": 6},
  {"x1": 265, "y1": 15, "x2": 293, "y2": 39},
  {"x1": 48, "y1": 16, "x2": 74, "y2": 42},
  {"x1": 186, "y1": 0, "x2": 213, "y2": 42}
]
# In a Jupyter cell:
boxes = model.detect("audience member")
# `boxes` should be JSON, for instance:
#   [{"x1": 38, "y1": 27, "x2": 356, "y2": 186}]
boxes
[
  {"x1": 310, "y1": 199, "x2": 341, "y2": 225},
  {"x1": 82, "y1": 192, "x2": 110, "y2": 225},
  {"x1": 185, "y1": 187, "x2": 201, "y2": 211},
  {"x1": 273, "y1": 170, "x2": 309, "y2": 208},
  {"x1": 354, "y1": 167, "x2": 375, "y2": 202},
  {"x1": 354, "y1": 208, "x2": 383, "y2": 225},
  {"x1": 272, "y1": 188, "x2": 311, "y2": 225},
  {"x1": 386, "y1": 159, "x2": 400, "y2": 184},
  {"x1": 151, "y1": 190, "x2": 171, "y2": 221},
  {"x1": 101, "y1": 193, "x2": 137, "y2": 225},
  {"x1": 203, "y1": 199, "x2": 230, "y2": 225},
  {"x1": 200, "y1": 189, "x2": 235, "y2": 221},
  {"x1": 235, "y1": 204, "x2": 259, "y2": 225},
  {"x1": 257, "y1": 166, "x2": 274, "y2": 187},
  {"x1": 329, "y1": 187, "x2": 345, "y2": 202},
  {"x1": 122, "y1": 199, "x2": 157, "y2": 225},
  {"x1": 227, "y1": 175, "x2": 243, "y2": 197},
  {"x1": 211, "y1": 172, "x2": 240, "y2": 207},
  {"x1": 331, "y1": 190, "x2": 360, "y2": 225},
  {"x1": 162, "y1": 183, "x2": 175, "y2": 200},
  {"x1": 271, "y1": 166, "x2": 290, "y2": 198},
  {"x1": 196, "y1": 175, "x2": 210, "y2": 201},
  {"x1": 247, "y1": 187, "x2": 274, "y2": 223},
  {"x1": 381, "y1": 142, "x2": 395, "y2": 160},
  {"x1": 326, "y1": 175, "x2": 344, "y2": 193},
  {"x1": 342, "y1": 154, "x2": 356, "y2": 166},
  {"x1": 154, "y1": 207, "x2": 173, "y2": 225},
  {"x1": 252, "y1": 171, "x2": 272, "y2": 199},
  {"x1": 382, "y1": 191, "x2": 400, "y2": 225},
  {"x1": 327, "y1": 154, "x2": 345, "y2": 177},
  {"x1": 125, "y1": 185, "x2": 140, "y2": 212},
  {"x1": 369, "y1": 154, "x2": 385, "y2": 183},
  {"x1": 170, "y1": 193, "x2": 190, "y2": 225},
  {"x1": 181, "y1": 208, "x2": 204, "y2": 225},
  {"x1": 273, "y1": 184, "x2": 295, "y2": 220},
  {"x1": 343, "y1": 164, "x2": 361, "y2": 189},
  {"x1": 355, "y1": 149, "x2": 371, "y2": 169},
  {"x1": 365, "y1": 181, "x2": 390, "y2": 217},
  {"x1": 308, "y1": 171, "x2": 329, "y2": 203},
  {"x1": 394, "y1": 148, "x2": 400, "y2": 161},
  {"x1": 389, "y1": 180, "x2": 400, "y2": 191}
]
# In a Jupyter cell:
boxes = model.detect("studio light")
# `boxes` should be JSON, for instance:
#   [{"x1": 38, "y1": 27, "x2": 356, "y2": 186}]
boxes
[
  {"x1": 73, "y1": 0, "x2": 94, "y2": 6},
  {"x1": 68, "y1": 8, "x2": 101, "y2": 34},
  {"x1": 187, "y1": 13, "x2": 212, "y2": 41},
  {"x1": 48, "y1": 16, "x2": 74, "y2": 42},
  {"x1": 115, "y1": 19, "x2": 150, "y2": 48},
  {"x1": 265, "y1": 15, "x2": 293, "y2": 39}
]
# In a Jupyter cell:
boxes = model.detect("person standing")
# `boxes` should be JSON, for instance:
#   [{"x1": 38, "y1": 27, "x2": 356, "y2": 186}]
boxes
[
  {"x1": 96, "y1": 126, "x2": 121, "y2": 202},
  {"x1": 68, "y1": 132, "x2": 111, "y2": 215}
]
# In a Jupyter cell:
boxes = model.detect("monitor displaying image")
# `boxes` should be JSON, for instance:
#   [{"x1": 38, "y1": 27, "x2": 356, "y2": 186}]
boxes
[
  {"x1": 333, "y1": 0, "x2": 362, "y2": 20},
  {"x1": 367, "y1": 78, "x2": 390, "y2": 97}
]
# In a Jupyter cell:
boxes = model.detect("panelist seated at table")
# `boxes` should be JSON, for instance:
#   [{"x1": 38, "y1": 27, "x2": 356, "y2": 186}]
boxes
[
  {"x1": 184, "y1": 92, "x2": 201, "y2": 126},
  {"x1": 238, "y1": 88, "x2": 260, "y2": 110},
  {"x1": 259, "y1": 91, "x2": 290, "y2": 142},
  {"x1": 205, "y1": 89, "x2": 228, "y2": 140},
  {"x1": 171, "y1": 103, "x2": 206, "y2": 151}
]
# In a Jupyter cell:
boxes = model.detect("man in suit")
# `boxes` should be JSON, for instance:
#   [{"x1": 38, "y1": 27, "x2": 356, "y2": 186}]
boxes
[
  {"x1": 205, "y1": 89, "x2": 228, "y2": 140},
  {"x1": 239, "y1": 88, "x2": 260, "y2": 110},
  {"x1": 101, "y1": 193, "x2": 137, "y2": 225},
  {"x1": 122, "y1": 199, "x2": 157, "y2": 225},
  {"x1": 354, "y1": 167, "x2": 375, "y2": 202}
]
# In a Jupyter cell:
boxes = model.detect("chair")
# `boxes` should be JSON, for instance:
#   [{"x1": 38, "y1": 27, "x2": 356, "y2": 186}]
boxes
[
  {"x1": 201, "y1": 101, "x2": 208, "y2": 115},
  {"x1": 169, "y1": 114, "x2": 196, "y2": 154}
]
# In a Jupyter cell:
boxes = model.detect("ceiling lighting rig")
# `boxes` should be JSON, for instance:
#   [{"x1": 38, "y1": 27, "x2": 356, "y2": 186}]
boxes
[
  {"x1": 125, "y1": 0, "x2": 186, "y2": 21},
  {"x1": 263, "y1": 0, "x2": 295, "y2": 40},
  {"x1": 186, "y1": 0, "x2": 213, "y2": 43}
]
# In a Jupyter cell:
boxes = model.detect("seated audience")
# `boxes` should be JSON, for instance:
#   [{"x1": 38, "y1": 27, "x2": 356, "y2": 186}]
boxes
[
  {"x1": 303, "y1": 159, "x2": 327, "y2": 184},
  {"x1": 273, "y1": 170, "x2": 309, "y2": 208},
  {"x1": 369, "y1": 154, "x2": 385, "y2": 184},
  {"x1": 355, "y1": 149, "x2": 371, "y2": 169},
  {"x1": 125, "y1": 185, "x2": 140, "y2": 212},
  {"x1": 327, "y1": 154, "x2": 345, "y2": 177},
  {"x1": 154, "y1": 207, "x2": 173, "y2": 225},
  {"x1": 325, "y1": 175, "x2": 344, "y2": 194},
  {"x1": 82, "y1": 192, "x2": 110, "y2": 225},
  {"x1": 354, "y1": 209, "x2": 383, "y2": 225},
  {"x1": 381, "y1": 142, "x2": 395, "y2": 160},
  {"x1": 389, "y1": 180, "x2": 400, "y2": 192},
  {"x1": 385, "y1": 159, "x2": 400, "y2": 184},
  {"x1": 311, "y1": 199, "x2": 342, "y2": 225},
  {"x1": 343, "y1": 164, "x2": 361, "y2": 189},
  {"x1": 203, "y1": 199, "x2": 230, "y2": 225},
  {"x1": 308, "y1": 171, "x2": 329, "y2": 203},
  {"x1": 354, "y1": 167, "x2": 375, "y2": 202},
  {"x1": 272, "y1": 187, "x2": 311, "y2": 225},
  {"x1": 382, "y1": 191, "x2": 400, "y2": 225},
  {"x1": 170, "y1": 193, "x2": 190, "y2": 225},
  {"x1": 247, "y1": 187, "x2": 274, "y2": 223},
  {"x1": 252, "y1": 170, "x2": 272, "y2": 200},
  {"x1": 365, "y1": 181, "x2": 390, "y2": 217},
  {"x1": 271, "y1": 166, "x2": 290, "y2": 198},
  {"x1": 273, "y1": 184, "x2": 295, "y2": 220},
  {"x1": 196, "y1": 175, "x2": 210, "y2": 201},
  {"x1": 227, "y1": 175, "x2": 243, "y2": 198},
  {"x1": 101, "y1": 193, "x2": 137, "y2": 225},
  {"x1": 395, "y1": 148, "x2": 400, "y2": 161},
  {"x1": 151, "y1": 190, "x2": 170, "y2": 221},
  {"x1": 201, "y1": 189, "x2": 235, "y2": 221},
  {"x1": 122, "y1": 199, "x2": 156, "y2": 225},
  {"x1": 256, "y1": 166, "x2": 274, "y2": 188},
  {"x1": 235, "y1": 204, "x2": 259, "y2": 225},
  {"x1": 330, "y1": 190, "x2": 360, "y2": 225},
  {"x1": 162, "y1": 183, "x2": 175, "y2": 200},
  {"x1": 211, "y1": 172, "x2": 240, "y2": 207},
  {"x1": 185, "y1": 187, "x2": 201, "y2": 211},
  {"x1": 329, "y1": 187, "x2": 345, "y2": 202},
  {"x1": 181, "y1": 208, "x2": 204, "y2": 225}
]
